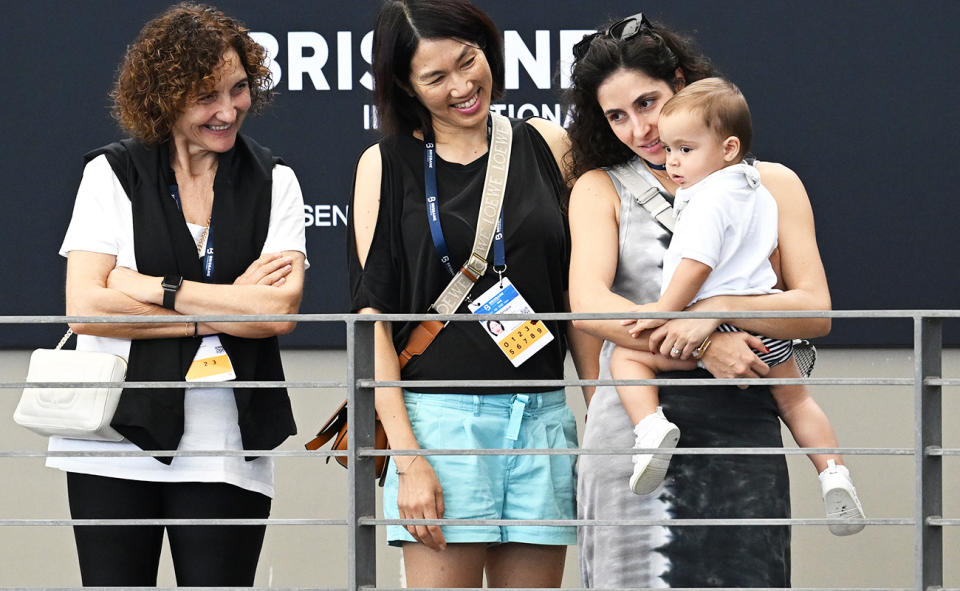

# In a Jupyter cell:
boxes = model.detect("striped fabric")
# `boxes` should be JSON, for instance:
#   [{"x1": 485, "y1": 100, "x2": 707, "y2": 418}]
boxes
[{"x1": 716, "y1": 323, "x2": 793, "y2": 368}]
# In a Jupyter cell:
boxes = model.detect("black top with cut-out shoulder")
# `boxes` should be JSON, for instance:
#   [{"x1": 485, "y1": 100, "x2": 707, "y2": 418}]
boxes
[{"x1": 347, "y1": 118, "x2": 568, "y2": 393}]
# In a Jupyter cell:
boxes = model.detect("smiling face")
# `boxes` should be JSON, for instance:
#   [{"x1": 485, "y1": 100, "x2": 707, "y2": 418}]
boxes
[
  {"x1": 408, "y1": 38, "x2": 492, "y2": 135},
  {"x1": 595, "y1": 68, "x2": 678, "y2": 165},
  {"x1": 170, "y1": 48, "x2": 251, "y2": 156},
  {"x1": 658, "y1": 109, "x2": 740, "y2": 188}
]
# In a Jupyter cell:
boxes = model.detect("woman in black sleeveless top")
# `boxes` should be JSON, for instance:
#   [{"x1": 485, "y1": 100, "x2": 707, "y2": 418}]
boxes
[{"x1": 347, "y1": 0, "x2": 596, "y2": 587}]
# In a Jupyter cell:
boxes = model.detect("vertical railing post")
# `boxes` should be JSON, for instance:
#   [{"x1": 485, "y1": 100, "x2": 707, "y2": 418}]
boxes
[
  {"x1": 914, "y1": 315, "x2": 942, "y2": 591},
  {"x1": 347, "y1": 317, "x2": 377, "y2": 591}
]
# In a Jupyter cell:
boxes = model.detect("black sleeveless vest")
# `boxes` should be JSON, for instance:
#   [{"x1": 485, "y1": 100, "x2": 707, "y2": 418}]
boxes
[{"x1": 85, "y1": 135, "x2": 297, "y2": 463}]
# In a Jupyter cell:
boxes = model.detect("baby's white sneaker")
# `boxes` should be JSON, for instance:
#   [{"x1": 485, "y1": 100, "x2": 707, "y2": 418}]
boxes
[
  {"x1": 629, "y1": 407, "x2": 680, "y2": 495},
  {"x1": 819, "y1": 459, "x2": 866, "y2": 536}
]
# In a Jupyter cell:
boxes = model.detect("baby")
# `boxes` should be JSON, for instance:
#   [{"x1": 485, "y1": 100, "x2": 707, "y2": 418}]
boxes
[{"x1": 610, "y1": 78, "x2": 865, "y2": 535}]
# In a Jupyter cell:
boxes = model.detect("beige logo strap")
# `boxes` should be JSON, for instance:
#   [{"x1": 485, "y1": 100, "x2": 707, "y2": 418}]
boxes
[
  {"x1": 432, "y1": 113, "x2": 513, "y2": 314},
  {"x1": 609, "y1": 163, "x2": 676, "y2": 234}
]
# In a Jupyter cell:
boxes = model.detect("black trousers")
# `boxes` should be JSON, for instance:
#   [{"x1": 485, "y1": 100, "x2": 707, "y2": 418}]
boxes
[{"x1": 67, "y1": 472, "x2": 271, "y2": 587}]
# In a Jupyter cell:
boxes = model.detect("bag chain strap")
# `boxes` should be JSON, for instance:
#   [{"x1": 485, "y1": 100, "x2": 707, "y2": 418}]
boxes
[{"x1": 55, "y1": 328, "x2": 74, "y2": 350}]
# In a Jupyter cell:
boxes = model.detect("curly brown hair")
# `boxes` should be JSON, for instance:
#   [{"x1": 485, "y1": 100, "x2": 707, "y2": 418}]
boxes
[
  {"x1": 565, "y1": 18, "x2": 716, "y2": 179},
  {"x1": 111, "y1": 2, "x2": 272, "y2": 144}
]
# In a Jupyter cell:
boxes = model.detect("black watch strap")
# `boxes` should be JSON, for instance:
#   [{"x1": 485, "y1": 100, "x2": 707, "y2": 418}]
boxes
[{"x1": 161, "y1": 275, "x2": 182, "y2": 310}]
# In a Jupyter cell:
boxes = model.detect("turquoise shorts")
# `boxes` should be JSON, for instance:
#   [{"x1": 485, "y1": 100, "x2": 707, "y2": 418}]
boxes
[{"x1": 383, "y1": 389, "x2": 578, "y2": 546}]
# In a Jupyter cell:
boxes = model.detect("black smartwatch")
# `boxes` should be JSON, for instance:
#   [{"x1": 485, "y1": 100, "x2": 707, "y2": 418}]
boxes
[{"x1": 161, "y1": 274, "x2": 183, "y2": 310}]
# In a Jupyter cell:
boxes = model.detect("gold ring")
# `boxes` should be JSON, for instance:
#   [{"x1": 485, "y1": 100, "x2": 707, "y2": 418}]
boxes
[{"x1": 693, "y1": 337, "x2": 712, "y2": 359}]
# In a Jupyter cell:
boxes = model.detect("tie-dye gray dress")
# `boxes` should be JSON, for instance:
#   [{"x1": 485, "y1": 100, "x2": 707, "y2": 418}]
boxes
[{"x1": 577, "y1": 158, "x2": 790, "y2": 588}]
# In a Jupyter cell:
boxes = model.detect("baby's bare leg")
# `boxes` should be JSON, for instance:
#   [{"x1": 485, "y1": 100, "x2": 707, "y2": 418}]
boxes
[
  {"x1": 610, "y1": 346, "x2": 696, "y2": 426},
  {"x1": 770, "y1": 359, "x2": 842, "y2": 473}
]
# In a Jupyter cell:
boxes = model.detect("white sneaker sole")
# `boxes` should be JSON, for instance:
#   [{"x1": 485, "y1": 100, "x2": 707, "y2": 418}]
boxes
[
  {"x1": 629, "y1": 426, "x2": 680, "y2": 495},
  {"x1": 824, "y1": 487, "x2": 866, "y2": 536}
]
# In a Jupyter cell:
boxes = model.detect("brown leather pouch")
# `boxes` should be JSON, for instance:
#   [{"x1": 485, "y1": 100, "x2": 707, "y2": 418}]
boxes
[
  {"x1": 305, "y1": 400, "x2": 389, "y2": 486},
  {"x1": 398, "y1": 320, "x2": 445, "y2": 369}
]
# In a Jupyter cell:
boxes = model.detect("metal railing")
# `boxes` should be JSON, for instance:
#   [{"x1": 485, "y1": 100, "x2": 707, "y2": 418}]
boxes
[{"x1": 0, "y1": 310, "x2": 956, "y2": 591}]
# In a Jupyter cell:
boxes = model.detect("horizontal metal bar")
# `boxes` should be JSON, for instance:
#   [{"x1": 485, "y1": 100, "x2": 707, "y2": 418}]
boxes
[
  {"x1": 0, "y1": 380, "x2": 346, "y2": 390},
  {"x1": 341, "y1": 309, "x2": 960, "y2": 320},
  {"x1": 364, "y1": 517, "x2": 910, "y2": 527},
  {"x1": 363, "y1": 377, "x2": 918, "y2": 388},
  {"x1": 358, "y1": 447, "x2": 914, "y2": 457},
  {"x1": 4, "y1": 309, "x2": 960, "y2": 325},
  {"x1": 373, "y1": 587, "x2": 918, "y2": 591},
  {"x1": 0, "y1": 517, "x2": 910, "y2": 528},
  {"x1": 927, "y1": 447, "x2": 960, "y2": 456},
  {"x1": 0, "y1": 588, "x2": 349, "y2": 591},
  {"x1": 926, "y1": 518, "x2": 960, "y2": 526},
  {"x1": 0, "y1": 450, "x2": 344, "y2": 458},
  {"x1": 0, "y1": 518, "x2": 346, "y2": 526},
  {"x1": 0, "y1": 588, "x2": 347, "y2": 591},
  {"x1": 4, "y1": 376, "x2": 932, "y2": 390},
  {"x1": 0, "y1": 588, "x2": 921, "y2": 591},
  {"x1": 0, "y1": 447, "x2": 917, "y2": 459}
]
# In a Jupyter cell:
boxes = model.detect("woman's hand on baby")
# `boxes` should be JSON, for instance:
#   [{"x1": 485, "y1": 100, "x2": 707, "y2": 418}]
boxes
[
  {"x1": 396, "y1": 457, "x2": 447, "y2": 551},
  {"x1": 233, "y1": 253, "x2": 293, "y2": 287},
  {"x1": 648, "y1": 317, "x2": 722, "y2": 359},
  {"x1": 699, "y1": 331, "x2": 769, "y2": 387}
]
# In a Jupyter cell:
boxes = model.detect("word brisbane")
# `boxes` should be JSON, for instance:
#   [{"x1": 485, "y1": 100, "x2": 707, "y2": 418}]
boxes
[{"x1": 251, "y1": 29, "x2": 594, "y2": 92}]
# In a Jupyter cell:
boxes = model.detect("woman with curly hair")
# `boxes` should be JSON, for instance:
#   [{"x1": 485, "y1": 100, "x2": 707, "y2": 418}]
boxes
[
  {"x1": 567, "y1": 13, "x2": 833, "y2": 587},
  {"x1": 52, "y1": 3, "x2": 306, "y2": 586}
]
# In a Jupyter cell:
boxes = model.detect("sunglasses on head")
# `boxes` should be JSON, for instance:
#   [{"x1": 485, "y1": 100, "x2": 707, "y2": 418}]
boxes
[{"x1": 572, "y1": 12, "x2": 654, "y2": 60}]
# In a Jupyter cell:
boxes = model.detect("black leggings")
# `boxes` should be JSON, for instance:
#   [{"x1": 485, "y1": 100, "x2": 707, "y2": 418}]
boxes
[{"x1": 67, "y1": 472, "x2": 271, "y2": 587}]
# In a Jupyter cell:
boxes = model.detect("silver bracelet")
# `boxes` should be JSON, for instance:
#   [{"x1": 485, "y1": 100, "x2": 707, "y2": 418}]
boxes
[{"x1": 395, "y1": 455, "x2": 420, "y2": 475}]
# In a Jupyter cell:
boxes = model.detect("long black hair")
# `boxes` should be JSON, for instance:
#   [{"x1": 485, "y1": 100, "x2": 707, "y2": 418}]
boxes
[
  {"x1": 565, "y1": 18, "x2": 716, "y2": 178},
  {"x1": 372, "y1": 0, "x2": 504, "y2": 136}
]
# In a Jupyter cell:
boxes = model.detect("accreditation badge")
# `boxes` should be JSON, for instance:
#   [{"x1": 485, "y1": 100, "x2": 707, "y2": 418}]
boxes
[
  {"x1": 185, "y1": 335, "x2": 237, "y2": 382},
  {"x1": 468, "y1": 278, "x2": 554, "y2": 367}
]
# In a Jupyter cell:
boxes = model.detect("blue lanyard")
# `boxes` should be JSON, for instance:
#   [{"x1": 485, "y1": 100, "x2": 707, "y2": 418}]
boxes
[
  {"x1": 423, "y1": 119, "x2": 506, "y2": 278},
  {"x1": 169, "y1": 183, "x2": 215, "y2": 281},
  {"x1": 493, "y1": 214, "x2": 505, "y2": 271}
]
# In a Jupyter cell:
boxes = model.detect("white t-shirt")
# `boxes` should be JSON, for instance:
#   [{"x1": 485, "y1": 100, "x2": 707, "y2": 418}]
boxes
[
  {"x1": 662, "y1": 162, "x2": 779, "y2": 303},
  {"x1": 48, "y1": 154, "x2": 308, "y2": 498}
]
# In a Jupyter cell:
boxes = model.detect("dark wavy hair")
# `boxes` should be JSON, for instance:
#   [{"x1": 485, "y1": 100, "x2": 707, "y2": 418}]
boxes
[
  {"x1": 372, "y1": 0, "x2": 504, "y2": 136},
  {"x1": 565, "y1": 18, "x2": 716, "y2": 178},
  {"x1": 111, "y1": 2, "x2": 272, "y2": 144}
]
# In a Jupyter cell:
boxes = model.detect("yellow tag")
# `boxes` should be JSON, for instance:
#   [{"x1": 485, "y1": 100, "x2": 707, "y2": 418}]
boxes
[
  {"x1": 185, "y1": 335, "x2": 236, "y2": 382},
  {"x1": 499, "y1": 321, "x2": 550, "y2": 362},
  {"x1": 468, "y1": 278, "x2": 554, "y2": 367}
]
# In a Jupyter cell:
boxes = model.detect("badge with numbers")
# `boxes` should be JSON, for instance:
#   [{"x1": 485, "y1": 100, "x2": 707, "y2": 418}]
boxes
[
  {"x1": 185, "y1": 335, "x2": 236, "y2": 382},
  {"x1": 468, "y1": 278, "x2": 554, "y2": 367}
]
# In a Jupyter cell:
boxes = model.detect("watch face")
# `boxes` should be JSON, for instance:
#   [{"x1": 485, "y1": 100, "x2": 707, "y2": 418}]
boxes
[{"x1": 162, "y1": 275, "x2": 182, "y2": 290}]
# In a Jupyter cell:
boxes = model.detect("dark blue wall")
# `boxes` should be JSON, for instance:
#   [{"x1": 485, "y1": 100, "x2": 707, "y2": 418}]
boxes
[{"x1": 2, "y1": 1, "x2": 957, "y2": 347}]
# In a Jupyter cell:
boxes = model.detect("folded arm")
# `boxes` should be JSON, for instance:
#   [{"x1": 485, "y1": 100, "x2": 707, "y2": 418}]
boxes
[
  {"x1": 66, "y1": 250, "x2": 189, "y2": 339},
  {"x1": 104, "y1": 251, "x2": 305, "y2": 338}
]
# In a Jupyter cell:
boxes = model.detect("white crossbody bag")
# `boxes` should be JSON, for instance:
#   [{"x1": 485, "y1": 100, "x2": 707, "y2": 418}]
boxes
[{"x1": 14, "y1": 329, "x2": 127, "y2": 441}]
